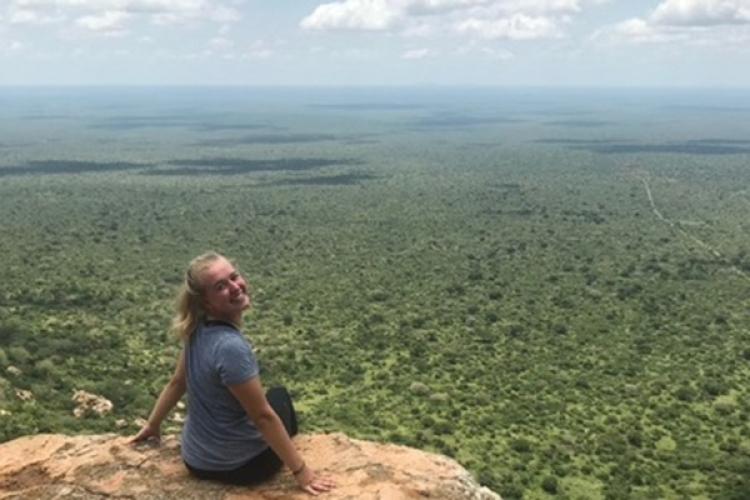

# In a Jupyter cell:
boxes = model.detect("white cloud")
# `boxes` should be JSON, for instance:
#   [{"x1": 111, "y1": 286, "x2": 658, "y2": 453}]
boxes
[
  {"x1": 594, "y1": 0, "x2": 750, "y2": 45},
  {"x1": 5, "y1": 0, "x2": 240, "y2": 30},
  {"x1": 0, "y1": 39, "x2": 24, "y2": 55},
  {"x1": 400, "y1": 0, "x2": 489, "y2": 16},
  {"x1": 475, "y1": 0, "x2": 580, "y2": 15},
  {"x1": 300, "y1": 0, "x2": 400, "y2": 31},
  {"x1": 1, "y1": 40, "x2": 25, "y2": 52},
  {"x1": 12, "y1": 0, "x2": 228, "y2": 13},
  {"x1": 400, "y1": 21, "x2": 435, "y2": 37},
  {"x1": 149, "y1": 4, "x2": 240, "y2": 25},
  {"x1": 612, "y1": 17, "x2": 653, "y2": 37},
  {"x1": 651, "y1": 0, "x2": 750, "y2": 27},
  {"x1": 301, "y1": 0, "x2": 593, "y2": 41},
  {"x1": 595, "y1": 17, "x2": 686, "y2": 43},
  {"x1": 453, "y1": 40, "x2": 515, "y2": 61},
  {"x1": 208, "y1": 5, "x2": 241, "y2": 23},
  {"x1": 198, "y1": 38, "x2": 276, "y2": 60},
  {"x1": 244, "y1": 40, "x2": 273, "y2": 59},
  {"x1": 457, "y1": 13, "x2": 560, "y2": 39},
  {"x1": 76, "y1": 10, "x2": 129, "y2": 33},
  {"x1": 8, "y1": 8, "x2": 63, "y2": 24},
  {"x1": 9, "y1": 9, "x2": 39, "y2": 24},
  {"x1": 401, "y1": 47, "x2": 433, "y2": 58},
  {"x1": 299, "y1": 0, "x2": 491, "y2": 29},
  {"x1": 149, "y1": 13, "x2": 184, "y2": 25},
  {"x1": 401, "y1": 0, "x2": 586, "y2": 16},
  {"x1": 208, "y1": 36, "x2": 234, "y2": 50},
  {"x1": 398, "y1": 0, "x2": 588, "y2": 17}
]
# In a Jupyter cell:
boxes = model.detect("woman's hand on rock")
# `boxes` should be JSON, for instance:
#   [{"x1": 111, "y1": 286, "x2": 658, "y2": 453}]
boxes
[
  {"x1": 295, "y1": 465, "x2": 335, "y2": 496},
  {"x1": 130, "y1": 422, "x2": 160, "y2": 445}
]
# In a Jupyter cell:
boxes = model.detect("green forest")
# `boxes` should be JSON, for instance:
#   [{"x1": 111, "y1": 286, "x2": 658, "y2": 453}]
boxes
[{"x1": 1, "y1": 88, "x2": 749, "y2": 499}]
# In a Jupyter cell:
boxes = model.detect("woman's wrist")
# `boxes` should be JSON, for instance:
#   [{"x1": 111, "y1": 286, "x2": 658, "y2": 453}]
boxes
[{"x1": 291, "y1": 461, "x2": 306, "y2": 476}]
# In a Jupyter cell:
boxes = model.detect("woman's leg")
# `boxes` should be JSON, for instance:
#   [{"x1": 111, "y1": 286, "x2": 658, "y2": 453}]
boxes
[
  {"x1": 185, "y1": 447, "x2": 282, "y2": 485},
  {"x1": 266, "y1": 386, "x2": 298, "y2": 437},
  {"x1": 184, "y1": 386, "x2": 298, "y2": 485}
]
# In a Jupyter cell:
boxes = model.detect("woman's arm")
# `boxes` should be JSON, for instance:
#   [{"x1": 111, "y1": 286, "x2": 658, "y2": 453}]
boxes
[
  {"x1": 228, "y1": 378, "x2": 334, "y2": 495},
  {"x1": 132, "y1": 349, "x2": 187, "y2": 443}
]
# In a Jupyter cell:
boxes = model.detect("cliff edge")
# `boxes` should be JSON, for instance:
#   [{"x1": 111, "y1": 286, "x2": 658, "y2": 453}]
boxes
[{"x1": 0, "y1": 432, "x2": 500, "y2": 499}]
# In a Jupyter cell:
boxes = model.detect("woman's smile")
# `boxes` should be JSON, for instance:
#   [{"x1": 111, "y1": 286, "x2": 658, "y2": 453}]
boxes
[{"x1": 202, "y1": 258, "x2": 252, "y2": 320}]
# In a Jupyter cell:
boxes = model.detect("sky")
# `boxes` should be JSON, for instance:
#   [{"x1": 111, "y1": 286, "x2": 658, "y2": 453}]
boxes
[{"x1": 0, "y1": 0, "x2": 749, "y2": 86}]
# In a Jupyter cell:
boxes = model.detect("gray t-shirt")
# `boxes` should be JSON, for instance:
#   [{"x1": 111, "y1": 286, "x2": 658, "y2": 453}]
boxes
[{"x1": 181, "y1": 321, "x2": 267, "y2": 470}]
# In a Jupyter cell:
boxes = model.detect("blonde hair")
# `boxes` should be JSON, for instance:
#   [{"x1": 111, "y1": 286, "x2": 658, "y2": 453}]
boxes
[{"x1": 171, "y1": 251, "x2": 225, "y2": 341}]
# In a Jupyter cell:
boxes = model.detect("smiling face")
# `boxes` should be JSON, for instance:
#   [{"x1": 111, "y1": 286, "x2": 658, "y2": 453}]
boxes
[{"x1": 200, "y1": 257, "x2": 251, "y2": 324}]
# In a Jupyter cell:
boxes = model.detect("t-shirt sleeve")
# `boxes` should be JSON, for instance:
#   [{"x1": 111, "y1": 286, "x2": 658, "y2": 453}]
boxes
[{"x1": 215, "y1": 334, "x2": 259, "y2": 386}]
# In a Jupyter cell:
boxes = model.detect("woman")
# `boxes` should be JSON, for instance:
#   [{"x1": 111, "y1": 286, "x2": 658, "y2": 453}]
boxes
[{"x1": 132, "y1": 252, "x2": 334, "y2": 495}]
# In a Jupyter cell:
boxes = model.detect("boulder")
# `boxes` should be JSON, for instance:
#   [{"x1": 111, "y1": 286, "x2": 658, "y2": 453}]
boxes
[
  {"x1": 71, "y1": 390, "x2": 113, "y2": 418},
  {"x1": 14, "y1": 389, "x2": 33, "y2": 402},
  {"x1": 0, "y1": 432, "x2": 500, "y2": 499}
]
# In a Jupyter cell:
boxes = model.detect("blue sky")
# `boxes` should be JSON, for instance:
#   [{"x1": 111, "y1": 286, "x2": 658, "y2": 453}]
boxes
[{"x1": 1, "y1": 0, "x2": 749, "y2": 86}]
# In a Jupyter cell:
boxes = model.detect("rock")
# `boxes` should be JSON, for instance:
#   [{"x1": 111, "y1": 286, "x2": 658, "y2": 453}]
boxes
[
  {"x1": 71, "y1": 390, "x2": 113, "y2": 418},
  {"x1": 0, "y1": 433, "x2": 500, "y2": 499},
  {"x1": 5, "y1": 366, "x2": 21, "y2": 377},
  {"x1": 115, "y1": 419, "x2": 129, "y2": 429},
  {"x1": 14, "y1": 389, "x2": 33, "y2": 402}
]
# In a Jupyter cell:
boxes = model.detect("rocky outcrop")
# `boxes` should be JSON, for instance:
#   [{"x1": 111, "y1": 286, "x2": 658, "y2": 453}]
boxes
[
  {"x1": 71, "y1": 391, "x2": 114, "y2": 418},
  {"x1": 0, "y1": 432, "x2": 500, "y2": 499}
]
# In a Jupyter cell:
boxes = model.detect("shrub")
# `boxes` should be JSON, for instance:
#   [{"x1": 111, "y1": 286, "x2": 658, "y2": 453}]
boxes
[
  {"x1": 704, "y1": 379, "x2": 728, "y2": 397},
  {"x1": 541, "y1": 476, "x2": 558, "y2": 494},
  {"x1": 510, "y1": 438, "x2": 532, "y2": 454},
  {"x1": 674, "y1": 386, "x2": 696, "y2": 402},
  {"x1": 369, "y1": 290, "x2": 388, "y2": 302},
  {"x1": 32, "y1": 358, "x2": 57, "y2": 378},
  {"x1": 508, "y1": 324, "x2": 524, "y2": 338},
  {"x1": 498, "y1": 483, "x2": 523, "y2": 500},
  {"x1": 0, "y1": 319, "x2": 24, "y2": 345},
  {"x1": 8, "y1": 346, "x2": 31, "y2": 365}
]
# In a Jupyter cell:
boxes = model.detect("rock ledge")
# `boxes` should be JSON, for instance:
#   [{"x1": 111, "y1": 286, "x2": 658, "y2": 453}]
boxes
[{"x1": 0, "y1": 432, "x2": 500, "y2": 499}]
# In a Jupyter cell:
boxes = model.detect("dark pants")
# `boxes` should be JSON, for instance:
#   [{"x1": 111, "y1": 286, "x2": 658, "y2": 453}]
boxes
[{"x1": 185, "y1": 386, "x2": 298, "y2": 485}]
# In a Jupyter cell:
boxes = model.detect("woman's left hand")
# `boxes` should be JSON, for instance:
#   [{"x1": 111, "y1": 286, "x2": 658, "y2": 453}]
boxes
[{"x1": 295, "y1": 465, "x2": 336, "y2": 496}]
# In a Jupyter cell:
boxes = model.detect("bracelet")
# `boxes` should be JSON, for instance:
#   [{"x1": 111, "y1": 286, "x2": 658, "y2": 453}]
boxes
[{"x1": 292, "y1": 461, "x2": 306, "y2": 476}]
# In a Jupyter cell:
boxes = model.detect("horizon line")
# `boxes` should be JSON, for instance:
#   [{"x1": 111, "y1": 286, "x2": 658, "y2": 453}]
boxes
[{"x1": 1, "y1": 83, "x2": 750, "y2": 90}]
